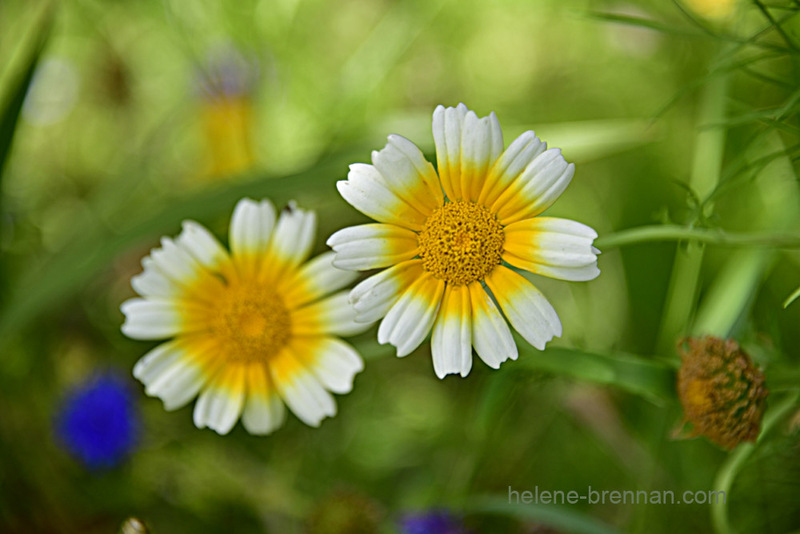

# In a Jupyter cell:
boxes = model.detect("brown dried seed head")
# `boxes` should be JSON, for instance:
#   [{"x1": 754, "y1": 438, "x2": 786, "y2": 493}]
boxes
[{"x1": 676, "y1": 336, "x2": 769, "y2": 450}]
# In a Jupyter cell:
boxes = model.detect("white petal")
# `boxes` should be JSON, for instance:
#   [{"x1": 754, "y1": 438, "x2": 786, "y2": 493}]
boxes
[
  {"x1": 120, "y1": 298, "x2": 183, "y2": 340},
  {"x1": 193, "y1": 366, "x2": 246, "y2": 435},
  {"x1": 132, "y1": 340, "x2": 184, "y2": 384},
  {"x1": 272, "y1": 356, "x2": 336, "y2": 427},
  {"x1": 493, "y1": 148, "x2": 574, "y2": 224},
  {"x1": 264, "y1": 202, "x2": 317, "y2": 275},
  {"x1": 327, "y1": 223, "x2": 419, "y2": 271},
  {"x1": 292, "y1": 291, "x2": 374, "y2": 337},
  {"x1": 147, "y1": 357, "x2": 214, "y2": 412},
  {"x1": 241, "y1": 364, "x2": 286, "y2": 435},
  {"x1": 431, "y1": 285, "x2": 473, "y2": 379},
  {"x1": 459, "y1": 110, "x2": 504, "y2": 202},
  {"x1": 371, "y1": 134, "x2": 443, "y2": 212},
  {"x1": 485, "y1": 266, "x2": 562, "y2": 350},
  {"x1": 149, "y1": 236, "x2": 204, "y2": 285},
  {"x1": 337, "y1": 163, "x2": 428, "y2": 230},
  {"x1": 479, "y1": 130, "x2": 547, "y2": 206},
  {"x1": 503, "y1": 217, "x2": 601, "y2": 281},
  {"x1": 136, "y1": 338, "x2": 220, "y2": 411},
  {"x1": 130, "y1": 257, "x2": 178, "y2": 298},
  {"x1": 348, "y1": 260, "x2": 423, "y2": 323},
  {"x1": 468, "y1": 283, "x2": 518, "y2": 369},
  {"x1": 432, "y1": 103, "x2": 469, "y2": 201},
  {"x1": 377, "y1": 273, "x2": 445, "y2": 357},
  {"x1": 229, "y1": 197, "x2": 276, "y2": 257},
  {"x1": 176, "y1": 220, "x2": 230, "y2": 271},
  {"x1": 281, "y1": 251, "x2": 359, "y2": 308},
  {"x1": 306, "y1": 338, "x2": 364, "y2": 394}
]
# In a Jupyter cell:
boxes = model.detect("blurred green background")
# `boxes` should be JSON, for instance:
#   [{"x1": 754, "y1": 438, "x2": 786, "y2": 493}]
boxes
[{"x1": 1, "y1": 0, "x2": 799, "y2": 532}]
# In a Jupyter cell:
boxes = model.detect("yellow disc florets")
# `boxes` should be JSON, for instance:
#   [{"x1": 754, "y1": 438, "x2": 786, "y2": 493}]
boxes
[
  {"x1": 417, "y1": 200, "x2": 505, "y2": 286},
  {"x1": 213, "y1": 283, "x2": 291, "y2": 363}
]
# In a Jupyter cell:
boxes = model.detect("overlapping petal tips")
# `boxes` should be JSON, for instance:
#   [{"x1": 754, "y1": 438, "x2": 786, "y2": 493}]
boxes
[
  {"x1": 503, "y1": 217, "x2": 601, "y2": 281},
  {"x1": 432, "y1": 103, "x2": 503, "y2": 202}
]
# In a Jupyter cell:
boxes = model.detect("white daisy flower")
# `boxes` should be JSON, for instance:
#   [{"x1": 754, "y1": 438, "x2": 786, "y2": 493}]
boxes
[
  {"x1": 121, "y1": 199, "x2": 370, "y2": 435},
  {"x1": 328, "y1": 103, "x2": 600, "y2": 379}
]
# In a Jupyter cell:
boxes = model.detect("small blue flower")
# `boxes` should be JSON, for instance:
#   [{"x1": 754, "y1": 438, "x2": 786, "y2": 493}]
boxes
[
  {"x1": 399, "y1": 510, "x2": 468, "y2": 534},
  {"x1": 55, "y1": 372, "x2": 140, "y2": 469}
]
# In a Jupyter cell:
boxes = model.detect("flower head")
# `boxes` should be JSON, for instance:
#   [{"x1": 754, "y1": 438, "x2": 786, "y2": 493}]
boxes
[
  {"x1": 328, "y1": 104, "x2": 600, "y2": 378},
  {"x1": 677, "y1": 336, "x2": 768, "y2": 449},
  {"x1": 55, "y1": 372, "x2": 139, "y2": 469},
  {"x1": 121, "y1": 199, "x2": 369, "y2": 435}
]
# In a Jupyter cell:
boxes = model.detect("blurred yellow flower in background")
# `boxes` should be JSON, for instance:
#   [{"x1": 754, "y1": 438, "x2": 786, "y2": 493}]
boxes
[
  {"x1": 683, "y1": 0, "x2": 739, "y2": 20},
  {"x1": 196, "y1": 45, "x2": 259, "y2": 180}
]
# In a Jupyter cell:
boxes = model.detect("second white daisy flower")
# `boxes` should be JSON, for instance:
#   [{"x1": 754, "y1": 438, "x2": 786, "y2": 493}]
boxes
[
  {"x1": 328, "y1": 103, "x2": 600, "y2": 379},
  {"x1": 121, "y1": 199, "x2": 371, "y2": 435}
]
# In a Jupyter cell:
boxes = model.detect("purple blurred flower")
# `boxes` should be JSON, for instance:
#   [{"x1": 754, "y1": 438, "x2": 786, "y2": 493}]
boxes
[
  {"x1": 400, "y1": 510, "x2": 469, "y2": 534},
  {"x1": 55, "y1": 372, "x2": 140, "y2": 469}
]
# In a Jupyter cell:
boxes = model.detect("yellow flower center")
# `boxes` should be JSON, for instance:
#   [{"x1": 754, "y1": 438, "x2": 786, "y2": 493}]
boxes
[
  {"x1": 417, "y1": 200, "x2": 505, "y2": 286},
  {"x1": 213, "y1": 283, "x2": 291, "y2": 363}
]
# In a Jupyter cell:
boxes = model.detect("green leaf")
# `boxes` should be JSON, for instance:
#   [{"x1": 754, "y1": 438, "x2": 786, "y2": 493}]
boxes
[
  {"x1": 783, "y1": 285, "x2": 800, "y2": 308},
  {"x1": 515, "y1": 345, "x2": 677, "y2": 404},
  {"x1": 0, "y1": 2, "x2": 54, "y2": 183}
]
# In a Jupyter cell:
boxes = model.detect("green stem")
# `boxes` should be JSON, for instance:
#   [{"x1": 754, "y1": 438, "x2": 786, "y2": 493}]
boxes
[
  {"x1": 656, "y1": 47, "x2": 730, "y2": 353},
  {"x1": 595, "y1": 225, "x2": 800, "y2": 250},
  {"x1": 710, "y1": 392, "x2": 800, "y2": 534}
]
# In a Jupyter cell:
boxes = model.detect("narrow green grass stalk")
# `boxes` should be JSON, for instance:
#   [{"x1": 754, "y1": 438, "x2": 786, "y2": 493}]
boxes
[
  {"x1": 656, "y1": 49, "x2": 730, "y2": 354},
  {"x1": 595, "y1": 225, "x2": 800, "y2": 249}
]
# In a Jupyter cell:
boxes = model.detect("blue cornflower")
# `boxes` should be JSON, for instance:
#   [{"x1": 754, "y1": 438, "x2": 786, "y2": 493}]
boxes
[
  {"x1": 399, "y1": 510, "x2": 468, "y2": 534},
  {"x1": 55, "y1": 372, "x2": 140, "y2": 469}
]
